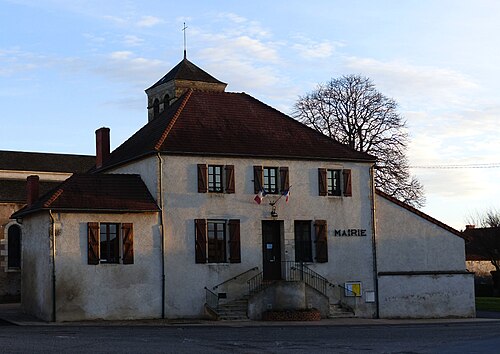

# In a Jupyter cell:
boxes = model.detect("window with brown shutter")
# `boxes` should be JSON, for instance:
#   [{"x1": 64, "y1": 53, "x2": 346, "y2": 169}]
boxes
[
  {"x1": 87, "y1": 222, "x2": 100, "y2": 265},
  {"x1": 225, "y1": 165, "x2": 235, "y2": 194},
  {"x1": 280, "y1": 167, "x2": 289, "y2": 192},
  {"x1": 343, "y1": 169, "x2": 352, "y2": 197},
  {"x1": 228, "y1": 219, "x2": 241, "y2": 263},
  {"x1": 253, "y1": 165, "x2": 263, "y2": 194},
  {"x1": 314, "y1": 220, "x2": 328, "y2": 263},
  {"x1": 195, "y1": 219, "x2": 207, "y2": 263},
  {"x1": 318, "y1": 168, "x2": 327, "y2": 196},
  {"x1": 122, "y1": 223, "x2": 134, "y2": 265},
  {"x1": 197, "y1": 164, "x2": 208, "y2": 193}
]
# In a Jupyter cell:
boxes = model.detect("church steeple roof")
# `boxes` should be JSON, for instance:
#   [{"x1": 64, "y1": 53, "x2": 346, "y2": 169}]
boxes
[{"x1": 146, "y1": 58, "x2": 226, "y2": 91}]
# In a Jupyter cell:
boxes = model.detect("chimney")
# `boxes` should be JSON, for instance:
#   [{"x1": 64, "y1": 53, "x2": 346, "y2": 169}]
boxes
[
  {"x1": 465, "y1": 225, "x2": 476, "y2": 230},
  {"x1": 95, "y1": 127, "x2": 110, "y2": 169},
  {"x1": 26, "y1": 175, "x2": 39, "y2": 207}
]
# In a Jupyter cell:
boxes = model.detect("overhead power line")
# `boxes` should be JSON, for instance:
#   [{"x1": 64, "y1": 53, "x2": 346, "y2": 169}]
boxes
[{"x1": 410, "y1": 163, "x2": 500, "y2": 169}]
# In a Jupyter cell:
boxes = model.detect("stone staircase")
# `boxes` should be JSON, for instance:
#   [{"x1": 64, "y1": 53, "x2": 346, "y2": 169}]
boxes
[
  {"x1": 328, "y1": 303, "x2": 355, "y2": 318},
  {"x1": 217, "y1": 297, "x2": 249, "y2": 321}
]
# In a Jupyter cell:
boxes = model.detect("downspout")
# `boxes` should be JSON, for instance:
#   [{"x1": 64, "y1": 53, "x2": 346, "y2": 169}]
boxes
[
  {"x1": 369, "y1": 165, "x2": 380, "y2": 319},
  {"x1": 49, "y1": 210, "x2": 56, "y2": 322},
  {"x1": 157, "y1": 153, "x2": 165, "y2": 319}
]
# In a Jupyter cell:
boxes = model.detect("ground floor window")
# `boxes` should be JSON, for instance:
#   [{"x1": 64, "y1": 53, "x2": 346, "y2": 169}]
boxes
[
  {"x1": 7, "y1": 224, "x2": 21, "y2": 269},
  {"x1": 100, "y1": 223, "x2": 119, "y2": 263},
  {"x1": 207, "y1": 220, "x2": 226, "y2": 263},
  {"x1": 294, "y1": 221, "x2": 312, "y2": 262},
  {"x1": 87, "y1": 222, "x2": 134, "y2": 265},
  {"x1": 195, "y1": 219, "x2": 241, "y2": 264}
]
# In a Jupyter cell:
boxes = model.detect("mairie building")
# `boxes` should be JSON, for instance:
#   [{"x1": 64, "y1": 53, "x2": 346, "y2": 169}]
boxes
[{"x1": 11, "y1": 57, "x2": 475, "y2": 322}]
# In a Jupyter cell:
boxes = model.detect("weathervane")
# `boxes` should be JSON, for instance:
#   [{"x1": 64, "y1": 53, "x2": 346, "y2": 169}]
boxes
[{"x1": 182, "y1": 22, "x2": 188, "y2": 59}]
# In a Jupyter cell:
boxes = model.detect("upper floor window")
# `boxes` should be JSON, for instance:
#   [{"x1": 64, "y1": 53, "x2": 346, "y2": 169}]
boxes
[
  {"x1": 318, "y1": 168, "x2": 352, "y2": 197},
  {"x1": 197, "y1": 164, "x2": 235, "y2": 194},
  {"x1": 208, "y1": 165, "x2": 223, "y2": 193},
  {"x1": 87, "y1": 222, "x2": 134, "y2": 265},
  {"x1": 253, "y1": 166, "x2": 289, "y2": 195}
]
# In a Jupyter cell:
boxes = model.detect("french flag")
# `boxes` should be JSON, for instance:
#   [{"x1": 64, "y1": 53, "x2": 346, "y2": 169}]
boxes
[
  {"x1": 282, "y1": 189, "x2": 290, "y2": 203},
  {"x1": 254, "y1": 188, "x2": 266, "y2": 204}
]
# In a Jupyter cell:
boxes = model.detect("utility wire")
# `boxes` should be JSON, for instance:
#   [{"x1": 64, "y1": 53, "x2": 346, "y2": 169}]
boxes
[{"x1": 410, "y1": 163, "x2": 500, "y2": 169}]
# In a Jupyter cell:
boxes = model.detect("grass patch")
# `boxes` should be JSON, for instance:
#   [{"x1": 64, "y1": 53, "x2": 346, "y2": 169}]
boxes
[{"x1": 476, "y1": 297, "x2": 500, "y2": 312}]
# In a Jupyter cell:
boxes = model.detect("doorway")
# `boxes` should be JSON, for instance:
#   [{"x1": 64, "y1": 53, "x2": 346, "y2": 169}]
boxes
[{"x1": 262, "y1": 221, "x2": 283, "y2": 280}]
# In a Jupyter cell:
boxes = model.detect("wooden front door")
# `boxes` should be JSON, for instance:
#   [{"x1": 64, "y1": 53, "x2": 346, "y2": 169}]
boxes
[{"x1": 262, "y1": 221, "x2": 282, "y2": 280}]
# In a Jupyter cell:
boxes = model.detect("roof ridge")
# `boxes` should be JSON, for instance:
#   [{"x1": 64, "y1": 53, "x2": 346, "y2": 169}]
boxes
[{"x1": 154, "y1": 89, "x2": 193, "y2": 150}]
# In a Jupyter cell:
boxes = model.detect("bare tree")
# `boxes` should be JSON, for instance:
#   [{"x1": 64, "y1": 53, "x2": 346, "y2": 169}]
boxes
[
  {"x1": 294, "y1": 75, "x2": 425, "y2": 207},
  {"x1": 465, "y1": 210, "x2": 500, "y2": 273}
]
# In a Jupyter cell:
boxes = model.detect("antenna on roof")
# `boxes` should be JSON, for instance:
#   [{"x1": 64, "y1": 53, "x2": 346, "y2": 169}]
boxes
[{"x1": 182, "y1": 22, "x2": 188, "y2": 59}]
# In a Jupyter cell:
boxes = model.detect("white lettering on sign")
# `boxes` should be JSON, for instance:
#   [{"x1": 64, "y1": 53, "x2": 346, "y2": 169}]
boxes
[{"x1": 333, "y1": 229, "x2": 367, "y2": 237}]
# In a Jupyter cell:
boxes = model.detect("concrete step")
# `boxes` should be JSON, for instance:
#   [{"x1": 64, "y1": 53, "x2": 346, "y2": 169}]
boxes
[{"x1": 328, "y1": 304, "x2": 355, "y2": 319}]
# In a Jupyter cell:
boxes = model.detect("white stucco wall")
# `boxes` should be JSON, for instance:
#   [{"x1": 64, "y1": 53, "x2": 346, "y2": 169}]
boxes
[
  {"x1": 21, "y1": 212, "x2": 53, "y2": 321},
  {"x1": 109, "y1": 157, "x2": 159, "y2": 202},
  {"x1": 375, "y1": 194, "x2": 475, "y2": 318},
  {"x1": 157, "y1": 155, "x2": 377, "y2": 318},
  {"x1": 53, "y1": 212, "x2": 161, "y2": 321}
]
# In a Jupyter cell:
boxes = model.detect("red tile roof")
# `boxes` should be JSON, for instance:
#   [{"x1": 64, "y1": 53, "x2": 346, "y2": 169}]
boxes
[
  {"x1": 12, "y1": 174, "x2": 159, "y2": 218},
  {"x1": 376, "y1": 189, "x2": 463, "y2": 238},
  {"x1": 99, "y1": 90, "x2": 376, "y2": 170}
]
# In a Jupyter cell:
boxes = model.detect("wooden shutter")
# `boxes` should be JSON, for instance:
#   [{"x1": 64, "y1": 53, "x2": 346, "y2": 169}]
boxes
[
  {"x1": 225, "y1": 165, "x2": 235, "y2": 194},
  {"x1": 253, "y1": 165, "x2": 263, "y2": 194},
  {"x1": 228, "y1": 219, "x2": 241, "y2": 263},
  {"x1": 314, "y1": 220, "x2": 328, "y2": 263},
  {"x1": 195, "y1": 219, "x2": 207, "y2": 263},
  {"x1": 87, "y1": 222, "x2": 99, "y2": 265},
  {"x1": 122, "y1": 223, "x2": 134, "y2": 265},
  {"x1": 279, "y1": 167, "x2": 289, "y2": 192},
  {"x1": 343, "y1": 169, "x2": 352, "y2": 197},
  {"x1": 197, "y1": 164, "x2": 208, "y2": 193},
  {"x1": 318, "y1": 168, "x2": 327, "y2": 196}
]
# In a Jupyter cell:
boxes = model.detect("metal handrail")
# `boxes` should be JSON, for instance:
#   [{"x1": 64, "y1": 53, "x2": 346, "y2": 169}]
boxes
[
  {"x1": 335, "y1": 283, "x2": 358, "y2": 313},
  {"x1": 204, "y1": 286, "x2": 219, "y2": 311},
  {"x1": 212, "y1": 267, "x2": 259, "y2": 290},
  {"x1": 284, "y1": 261, "x2": 329, "y2": 296},
  {"x1": 247, "y1": 271, "x2": 265, "y2": 295}
]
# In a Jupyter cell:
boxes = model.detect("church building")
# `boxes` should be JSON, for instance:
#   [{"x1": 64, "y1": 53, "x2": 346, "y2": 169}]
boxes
[{"x1": 12, "y1": 56, "x2": 475, "y2": 322}]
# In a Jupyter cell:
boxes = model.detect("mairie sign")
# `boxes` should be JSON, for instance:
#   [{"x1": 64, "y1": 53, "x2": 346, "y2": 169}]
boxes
[{"x1": 333, "y1": 229, "x2": 367, "y2": 237}]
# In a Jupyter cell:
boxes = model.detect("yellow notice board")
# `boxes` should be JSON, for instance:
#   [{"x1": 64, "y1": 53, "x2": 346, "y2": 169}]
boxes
[{"x1": 344, "y1": 282, "x2": 362, "y2": 297}]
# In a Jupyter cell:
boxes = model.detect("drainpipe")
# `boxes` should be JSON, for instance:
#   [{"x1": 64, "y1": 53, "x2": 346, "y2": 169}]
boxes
[
  {"x1": 156, "y1": 153, "x2": 165, "y2": 319},
  {"x1": 49, "y1": 210, "x2": 56, "y2": 322},
  {"x1": 369, "y1": 165, "x2": 380, "y2": 319}
]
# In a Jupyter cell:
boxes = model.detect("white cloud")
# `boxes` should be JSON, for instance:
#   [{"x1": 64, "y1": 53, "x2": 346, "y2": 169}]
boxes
[
  {"x1": 123, "y1": 35, "x2": 143, "y2": 46},
  {"x1": 109, "y1": 51, "x2": 133, "y2": 60},
  {"x1": 136, "y1": 15, "x2": 161, "y2": 28}
]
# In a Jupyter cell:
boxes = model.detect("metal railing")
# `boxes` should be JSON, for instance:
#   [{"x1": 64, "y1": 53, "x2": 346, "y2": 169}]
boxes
[
  {"x1": 204, "y1": 286, "x2": 219, "y2": 312},
  {"x1": 212, "y1": 267, "x2": 259, "y2": 291},
  {"x1": 247, "y1": 262, "x2": 331, "y2": 297},
  {"x1": 335, "y1": 283, "x2": 359, "y2": 314}
]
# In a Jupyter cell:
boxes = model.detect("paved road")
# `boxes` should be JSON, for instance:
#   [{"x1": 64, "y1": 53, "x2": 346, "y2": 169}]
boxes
[{"x1": 1, "y1": 321, "x2": 500, "y2": 353}]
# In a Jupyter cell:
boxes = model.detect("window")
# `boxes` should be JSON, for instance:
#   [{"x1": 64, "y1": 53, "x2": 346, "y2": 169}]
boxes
[
  {"x1": 318, "y1": 168, "x2": 352, "y2": 197},
  {"x1": 195, "y1": 219, "x2": 241, "y2": 264},
  {"x1": 87, "y1": 222, "x2": 134, "y2": 265},
  {"x1": 163, "y1": 94, "x2": 170, "y2": 108},
  {"x1": 208, "y1": 165, "x2": 223, "y2": 193},
  {"x1": 294, "y1": 221, "x2": 312, "y2": 262},
  {"x1": 7, "y1": 224, "x2": 21, "y2": 269},
  {"x1": 197, "y1": 164, "x2": 235, "y2": 193},
  {"x1": 153, "y1": 98, "x2": 160, "y2": 118},
  {"x1": 327, "y1": 169, "x2": 341, "y2": 196},
  {"x1": 100, "y1": 223, "x2": 119, "y2": 263},
  {"x1": 263, "y1": 167, "x2": 278, "y2": 194}
]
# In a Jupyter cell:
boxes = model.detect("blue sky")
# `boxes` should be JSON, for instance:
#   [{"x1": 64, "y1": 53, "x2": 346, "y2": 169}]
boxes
[{"x1": 1, "y1": 0, "x2": 499, "y2": 229}]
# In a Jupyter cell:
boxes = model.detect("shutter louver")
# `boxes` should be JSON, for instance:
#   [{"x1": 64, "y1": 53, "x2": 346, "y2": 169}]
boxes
[
  {"x1": 343, "y1": 169, "x2": 352, "y2": 197},
  {"x1": 280, "y1": 167, "x2": 289, "y2": 192},
  {"x1": 122, "y1": 223, "x2": 134, "y2": 265},
  {"x1": 314, "y1": 220, "x2": 328, "y2": 263},
  {"x1": 228, "y1": 219, "x2": 241, "y2": 263},
  {"x1": 253, "y1": 166, "x2": 263, "y2": 194},
  {"x1": 195, "y1": 219, "x2": 207, "y2": 263},
  {"x1": 318, "y1": 168, "x2": 327, "y2": 196},
  {"x1": 225, "y1": 165, "x2": 235, "y2": 194},
  {"x1": 197, "y1": 164, "x2": 208, "y2": 193},
  {"x1": 87, "y1": 222, "x2": 99, "y2": 265}
]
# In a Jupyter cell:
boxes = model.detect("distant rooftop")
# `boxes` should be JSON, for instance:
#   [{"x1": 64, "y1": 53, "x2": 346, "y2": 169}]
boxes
[{"x1": 0, "y1": 150, "x2": 95, "y2": 173}]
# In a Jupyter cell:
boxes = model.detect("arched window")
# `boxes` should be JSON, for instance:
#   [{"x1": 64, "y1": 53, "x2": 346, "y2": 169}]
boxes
[
  {"x1": 164, "y1": 94, "x2": 170, "y2": 109},
  {"x1": 7, "y1": 224, "x2": 21, "y2": 269},
  {"x1": 153, "y1": 98, "x2": 160, "y2": 118}
]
